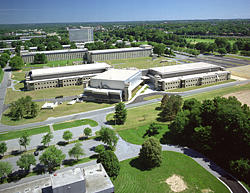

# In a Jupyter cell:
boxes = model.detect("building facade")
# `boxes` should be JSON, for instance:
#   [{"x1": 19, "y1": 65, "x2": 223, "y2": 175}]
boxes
[
  {"x1": 148, "y1": 62, "x2": 231, "y2": 90},
  {"x1": 25, "y1": 63, "x2": 111, "y2": 90},
  {"x1": 84, "y1": 69, "x2": 142, "y2": 102},
  {"x1": 21, "y1": 48, "x2": 88, "y2": 64},
  {"x1": 69, "y1": 27, "x2": 94, "y2": 43},
  {"x1": 87, "y1": 45, "x2": 153, "y2": 63}
]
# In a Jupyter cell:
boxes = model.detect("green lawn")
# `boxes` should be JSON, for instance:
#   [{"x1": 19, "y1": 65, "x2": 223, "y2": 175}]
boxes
[
  {"x1": 12, "y1": 70, "x2": 26, "y2": 81},
  {"x1": 168, "y1": 79, "x2": 235, "y2": 92},
  {"x1": 53, "y1": 119, "x2": 98, "y2": 131},
  {"x1": 225, "y1": 55, "x2": 250, "y2": 61},
  {"x1": 113, "y1": 151, "x2": 230, "y2": 193},
  {"x1": 185, "y1": 38, "x2": 235, "y2": 45},
  {"x1": 5, "y1": 85, "x2": 84, "y2": 104},
  {"x1": 0, "y1": 68, "x2": 3, "y2": 84},
  {"x1": 0, "y1": 125, "x2": 50, "y2": 141},
  {"x1": 100, "y1": 56, "x2": 176, "y2": 69},
  {"x1": 118, "y1": 124, "x2": 169, "y2": 145},
  {"x1": 2, "y1": 101, "x2": 111, "y2": 126},
  {"x1": 143, "y1": 95, "x2": 163, "y2": 101}
]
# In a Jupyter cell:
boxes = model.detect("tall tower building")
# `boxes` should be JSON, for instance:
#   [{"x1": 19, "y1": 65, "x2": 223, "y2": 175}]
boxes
[{"x1": 68, "y1": 27, "x2": 94, "y2": 42}]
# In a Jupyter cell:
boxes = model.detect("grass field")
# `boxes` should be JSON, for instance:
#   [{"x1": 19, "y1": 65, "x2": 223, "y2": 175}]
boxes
[
  {"x1": 168, "y1": 79, "x2": 235, "y2": 92},
  {"x1": 117, "y1": 123, "x2": 169, "y2": 145},
  {"x1": 26, "y1": 58, "x2": 83, "y2": 68},
  {"x1": 144, "y1": 95, "x2": 163, "y2": 101},
  {"x1": 228, "y1": 65, "x2": 250, "y2": 79},
  {"x1": 0, "y1": 68, "x2": 3, "y2": 84},
  {"x1": 12, "y1": 70, "x2": 26, "y2": 81},
  {"x1": 0, "y1": 125, "x2": 50, "y2": 141},
  {"x1": 2, "y1": 101, "x2": 111, "y2": 126},
  {"x1": 225, "y1": 55, "x2": 250, "y2": 61},
  {"x1": 53, "y1": 119, "x2": 98, "y2": 131},
  {"x1": 101, "y1": 57, "x2": 176, "y2": 69},
  {"x1": 185, "y1": 38, "x2": 235, "y2": 45},
  {"x1": 113, "y1": 151, "x2": 230, "y2": 193},
  {"x1": 5, "y1": 85, "x2": 83, "y2": 104}
]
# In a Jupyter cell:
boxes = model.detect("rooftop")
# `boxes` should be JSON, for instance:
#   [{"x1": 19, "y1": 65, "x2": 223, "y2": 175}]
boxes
[
  {"x1": 150, "y1": 62, "x2": 221, "y2": 75},
  {"x1": 89, "y1": 46, "x2": 152, "y2": 54},
  {"x1": 51, "y1": 168, "x2": 84, "y2": 189},
  {"x1": 21, "y1": 48, "x2": 88, "y2": 56},
  {"x1": 91, "y1": 68, "x2": 140, "y2": 81},
  {"x1": 30, "y1": 63, "x2": 110, "y2": 77}
]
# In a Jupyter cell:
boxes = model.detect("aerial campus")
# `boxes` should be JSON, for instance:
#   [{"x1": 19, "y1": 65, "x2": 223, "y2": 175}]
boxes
[{"x1": 0, "y1": 1, "x2": 249, "y2": 193}]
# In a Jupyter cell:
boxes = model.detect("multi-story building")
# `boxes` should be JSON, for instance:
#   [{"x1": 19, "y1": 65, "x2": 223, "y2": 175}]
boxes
[
  {"x1": 21, "y1": 48, "x2": 88, "y2": 63},
  {"x1": 84, "y1": 68, "x2": 142, "y2": 102},
  {"x1": 25, "y1": 63, "x2": 111, "y2": 90},
  {"x1": 69, "y1": 27, "x2": 94, "y2": 43},
  {"x1": 148, "y1": 62, "x2": 231, "y2": 90},
  {"x1": 87, "y1": 45, "x2": 153, "y2": 63}
]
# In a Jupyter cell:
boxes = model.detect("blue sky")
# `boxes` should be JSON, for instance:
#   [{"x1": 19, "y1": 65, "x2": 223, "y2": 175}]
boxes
[{"x1": 0, "y1": 0, "x2": 250, "y2": 24}]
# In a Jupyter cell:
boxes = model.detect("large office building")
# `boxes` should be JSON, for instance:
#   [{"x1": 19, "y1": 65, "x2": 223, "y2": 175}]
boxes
[
  {"x1": 84, "y1": 68, "x2": 142, "y2": 102},
  {"x1": 147, "y1": 62, "x2": 231, "y2": 90},
  {"x1": 21, "y1": 48, "x2": 88, "y2": 64},
  {"x1": 69, "y1": 27, "x2": 94, "y2": 43},
  {"x1": 87, "y1": 45, "x2": 153, "y2": 63},
  {"x1": 0, "y1": 163, "x2": 114, "y2": 193},
  {"x1": 25, "y1": 63, "x2": 111, "y2": 90}
]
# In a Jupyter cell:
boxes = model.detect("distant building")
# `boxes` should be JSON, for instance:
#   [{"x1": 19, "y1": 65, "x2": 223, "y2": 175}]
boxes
[
  {"x1": 87, "y1": 45, "x2": 153, "y2": 63},
  {"x1": 25, "y1": 63, "x2": 111, "y2": 90},
  {"x1": 69, "y1": 27, "x2": 94, "y2": 43},
  {"x1": 84, "y1": 68, "x2": 142, "y2": 102},
  {"x1": 148, "y1": 62, "x2": 231, "y2": 90},
  {"x1": 0, "y1": 163, "x2": 114, "y2": 193},
  {"x1": 21, "y1": 48, "x2": 88, "y2": 63}
]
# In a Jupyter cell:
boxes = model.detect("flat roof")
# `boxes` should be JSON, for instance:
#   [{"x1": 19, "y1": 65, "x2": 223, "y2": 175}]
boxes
[
  {"x1": 84, "y1": 87, "x2": 122, "y2": 95},
  {"x1": 91, "y1": 68, "x2": 140, "y2": 82},
  {"x1": 51, "y1": 168, "x2": 84, "y2": 189},
  {"x1": 89, "y1": 46, "x2": 152, "y2": 54},
  {"x1": 30, "y1": 63, "x2": 110, "y2": 77},
  {"x1": 150, "y1": 62, "x2": 221, "y2": 75},
  {"x1": 21, "y1": 48, "x2": 88, "y2": 56}
]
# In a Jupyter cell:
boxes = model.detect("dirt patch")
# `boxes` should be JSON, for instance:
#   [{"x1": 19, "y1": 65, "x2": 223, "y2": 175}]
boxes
[
  {"x1": 166, "y1": 174, "x2": 187, "y2": 192},
  {"x1": 228, "y1": 66, "x2": 250, "y2": 79},
  {"x1": 224, "y1": 90, "x2": 250, "y2": 106},
  {"x1": 201, "y1": 189, "x2": 214, "y2": 193}
]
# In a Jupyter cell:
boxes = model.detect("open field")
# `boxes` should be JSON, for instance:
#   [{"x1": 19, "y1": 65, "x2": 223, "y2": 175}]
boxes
[
  {"x1": 113, "y1": 151, "x2": 230, "y2": 193},
  {"x1": 117, "y1": 123, "x2": 169, "y2": 145},
  {"x1": 0, "y1": 125, "x2": 50, "y2": 141},
  {"x1": 168, "y1": 79, "x2": 235, "y2": 92},
  {"x1": 0, "y1": 68, "x2": 3, "y2": 83},
  {"x1": 53, "y1": 119, "x2": 98, "y2": 131},
  {"x1": 228, "y1": 65, "x2": 250, "y2": 79},
  {"x1": 101, "y1": 57, "x2": 176, "y2": 69},
  {"x1": 5, "y1": 86, "x2": 83, "y2": 104},
  {"x1": 224, "y1": 90, "x2": 250, "y2": 106},
  {"x1": 1, "y1": 101, "x2": 112, "y2": 126},
  {"x1": 186, "y1": 38, "x2": 235, "y2": 45}
]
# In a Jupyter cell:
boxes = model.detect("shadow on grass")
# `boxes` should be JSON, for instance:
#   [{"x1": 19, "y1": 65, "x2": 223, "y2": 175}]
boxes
[
  {"x1": 11, "y1": 150, "x2": 23, "y2": 156},
  {"x1": 63, "y1": 159, "x2": 76, "y2": 166},
  {"x1": 7, "y1": 170, "x2": 28, "y2": 183},
  {"x1": 129, "y1": 157, "x2": 149, "y2": 171},
  {"x1": 36, "y1": 145, "x2": 46, "y2": 151},
  {"x1": 33, "y1": 164, "x2": 46, "y2": 175}
]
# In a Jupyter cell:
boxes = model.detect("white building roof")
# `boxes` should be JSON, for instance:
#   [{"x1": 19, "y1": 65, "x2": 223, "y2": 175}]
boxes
[
  {"x1": 30, "y1": 63, "x2": 110, "y2": 77},
  {"x1": 21, "y1": 48, "x2": 88, "y2": 56},
  {"x1": 89, "y1": 46, "x2": 152, "y2": 55},
  {"x1": 84, "y1": 87, "x2": 122, "y2": 95},
  {"x1": 150, "y1": 62, "x2": 221, "y2": 75},
  {"x1": 91, "y1": 68, "x2": 140, "y2": 82}
]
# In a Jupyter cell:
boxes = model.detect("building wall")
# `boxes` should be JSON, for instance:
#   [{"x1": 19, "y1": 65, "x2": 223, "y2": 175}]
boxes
[
  {"x1": 88, "y1": 49, "x2": 152, "y2": 63},
  {"x1": 22, "y1": 50, "x2": 87, "y2": 64}
]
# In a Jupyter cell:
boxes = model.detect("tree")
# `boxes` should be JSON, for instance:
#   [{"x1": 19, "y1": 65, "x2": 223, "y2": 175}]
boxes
[
  {"x1": 19, "y1": 132, "x2": 31, "y2": 151},
  {"x1": 39, "y1": 145, "x2": 65, "y2": 172},
  {"x1": 37, "y1": 44, "x2": 46, "y2": 51},
  {"x1": 0, "y1": 142, "x2": 7, "y2": 156},
  {"x1": 97, "y1": 150, "x2": 120, "y2": 178},
  {"x1": 113, "y1": 102, "x2": 127, "y2": 125},
  {"x1": 0, "y1": 161, "x2": 12, "y2": 178},
  {"x1": 34, "y1": 53, "x2": 47, "y2": 64},
  {"x1": 9, "y1": 56, "x2": 24, "y2": 70},
  {"x1": 63, "y1": 130, "x2": 73, "y2": 143},
  {"x1": 30, "y1": 102, "x2": 39, "y2": 118},
  {"x1": 84, "y1": 127, "x2": 92, "y2": 138},
  {"x1": 159, "y1": 94, "x2": 183, "y2": 121},
  {"x1": 99, "y1": 127, "x2": 118, "y2": 150},
  {"x1": 41, "y1": 132, "x2": 53, "y2": 147},
  {"x1": 70, "y1": 42, "x2": 77, "y2": 49},
  {"x1": 230, "y1": 158, "x2": 250, "y2": 180},
  {"x1": 94, "y1": 144, "x2": 105, "y2": 154},
  {"x1": 153, "y1": 43, "x2": 166, "y2": 56},
  {"x1": 68, "y1": 143, "x2": 84, "y2": 161},
  {"x1": 139, "y1": 137, "x2": 162, "y2": 169},
  {"x1": 144, "y1": 122, "x2": 161, "y2": 137},
  {"x1": 46, "y1": 41, "x2": 62, "y2": 50},
  {"x1": 218, "y1": 48, "x2": 227, "y2": 56},
  {"x1": 16, "y1": 154, "x2": 36, "y2": 172}
]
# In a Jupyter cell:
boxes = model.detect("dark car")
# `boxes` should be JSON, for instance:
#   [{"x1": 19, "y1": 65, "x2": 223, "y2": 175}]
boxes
[{"x1": 34, "y1": 151, "x2": 39, "y2": 156}]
